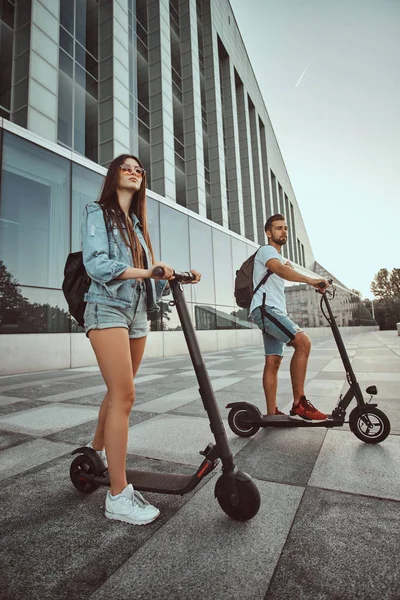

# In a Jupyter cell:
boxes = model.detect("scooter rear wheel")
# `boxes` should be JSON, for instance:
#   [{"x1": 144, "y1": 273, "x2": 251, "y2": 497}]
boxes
[
  {"x1": 70, "y1": 454, "x2": 100, "y2": 493},
  {"x1": 228, "y1": 406, "x2": 260, "y2": 437},
  {"x1": 349, "y1": 406, "x2": 390, "y2": 444},
  {"x1": 215, "y1": 476, "x2": 260, "y2": 521}
]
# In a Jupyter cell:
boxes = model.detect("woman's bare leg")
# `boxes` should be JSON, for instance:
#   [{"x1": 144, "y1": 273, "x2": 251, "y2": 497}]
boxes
[
  {"x1": 88, "y1": 328, "x2": 134, "y2": 496},
  {"x1": 92, "y1": 336, "x2": 147, "y2": 450},
  {"x1": 92, "y1": 392, "x2": 109, "y2": 451}
]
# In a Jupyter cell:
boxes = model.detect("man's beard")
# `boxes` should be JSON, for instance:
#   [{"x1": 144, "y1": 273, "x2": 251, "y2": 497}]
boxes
[{"x1": 271, "y1": 235, "x2": 287, "y2": 246}]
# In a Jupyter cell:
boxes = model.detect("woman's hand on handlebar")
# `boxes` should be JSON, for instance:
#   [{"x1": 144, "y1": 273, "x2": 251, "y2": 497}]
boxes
[
  {"x1": 182, "y1": 269, "x2": 201, "y2": 285},
  {"x1": 149, "y1": 261, "x2": 175, "y2": 280}
]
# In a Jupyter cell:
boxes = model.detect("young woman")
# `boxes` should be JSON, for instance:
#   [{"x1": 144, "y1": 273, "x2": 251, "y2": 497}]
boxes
[{"x1": 81, "y1": 154, "x2": 201, "y2": 526}]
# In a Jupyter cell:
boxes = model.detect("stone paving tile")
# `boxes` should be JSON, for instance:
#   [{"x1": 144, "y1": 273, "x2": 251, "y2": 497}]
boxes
[
  {"x1": 0, "y1": 429, "x2": 35, "y2": 452},
  {"x1": 265, "y1": 487, "x2": 400, "y2": 600},
  {"x1": 308, "y1": 430, "x2": 400, "y2": 500},
  {"x1": 90, "y1": 478, "x2": 304, "y2": 600},
  {"x1": 0, "y1": 403, "x2": 100, "y2": 436},
  {"x1": 0, "y1": 369, "x2": 86, "y2": 387},
  {"x1": 233, "y1": 427, "x2": 327, "y2": 486},
  {"x1": 0, "y1": 395, "x2": 34, "y2": 407},
  {"x1": 352, "y1": 358, "x2": 400, "y2": 373},
  {"x1": 126, "y1": 414, "x2": 250, "y2": 465},
  {"x1": 0, "y1": 399, "x2": 50, "y2": 416},
  {"x1": 47, "y1": 411, "x2": 157, "y2": 446},
  {"x1": 2, "y1": 374, "x2": 106, "y2": 400},
  {"x1": 134, "y1": 376, "x2": 247, "y2": 413},
  {"x1": 0, "y1": 454, "x2": 203, "y2": 600},
  {"x1": 0, "y1": 438, "x2": 74, "y2": 482}
]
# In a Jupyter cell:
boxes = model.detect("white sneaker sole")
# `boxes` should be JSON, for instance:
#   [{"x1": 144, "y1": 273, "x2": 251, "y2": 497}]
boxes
[{"x1": 105, "y1": 509, "x2": 160, "y2": 526}]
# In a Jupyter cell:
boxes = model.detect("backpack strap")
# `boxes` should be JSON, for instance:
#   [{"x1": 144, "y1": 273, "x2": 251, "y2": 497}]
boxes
[{"x1": 252, "y1": 269, "x2": 272, "y2": 296}]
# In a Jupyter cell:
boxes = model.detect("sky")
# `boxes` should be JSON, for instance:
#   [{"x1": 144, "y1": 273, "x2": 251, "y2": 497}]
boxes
[{"x1": 229, "y1": 0, "x2": 400, "y2": 298}]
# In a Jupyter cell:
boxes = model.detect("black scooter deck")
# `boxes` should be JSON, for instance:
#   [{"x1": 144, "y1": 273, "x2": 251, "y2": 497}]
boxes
[
  {"x1": 126, "y1": 469, "x2": 195, "y2": 493},
  {"x1": 259, "y1": 415, "x2": 342, "y2": 428},
  {"x1": 87, "y1": 470, "x2": 197, "y2": 494}
]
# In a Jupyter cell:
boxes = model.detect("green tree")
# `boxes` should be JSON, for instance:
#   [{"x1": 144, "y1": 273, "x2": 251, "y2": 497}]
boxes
[
  {"x1": 371, "y1": 268, "x2": 392, "y2": 299},
  {"x1": 390, "y1": 268, "x2": 400, "y2": 297}
]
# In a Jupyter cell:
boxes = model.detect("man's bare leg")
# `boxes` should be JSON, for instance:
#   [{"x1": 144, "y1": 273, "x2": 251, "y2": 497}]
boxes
[
  {"x1": 289, "y1": 332, "x2": 311, "y2": 405},
  {"x1": 263, "y1": 355, "x2": 282, "y2": 414}
]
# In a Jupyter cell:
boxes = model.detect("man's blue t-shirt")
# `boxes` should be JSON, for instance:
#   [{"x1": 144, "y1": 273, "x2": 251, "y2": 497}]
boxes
[{"x1": 249, "y1": 245, "x2": 287, "y2": 314}]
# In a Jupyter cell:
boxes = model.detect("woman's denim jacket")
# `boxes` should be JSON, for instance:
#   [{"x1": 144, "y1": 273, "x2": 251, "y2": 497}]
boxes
[{"x1": 81, "y1": 202, "x2": 168, "y2": 312}]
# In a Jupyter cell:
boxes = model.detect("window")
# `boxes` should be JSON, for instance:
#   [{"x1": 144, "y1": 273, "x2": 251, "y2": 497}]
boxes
[
  {"x1": 212, "y1": 229, "x2": 234, "y2": 306},
  {"x1": 71, "y1": 163, "x2": 104, "y2": 251},
  {"x1": 189, "y1": 217, "x2": 215, "y2": 305},
  {"x1": 0, "y1": 132, "x2": 70, "y2": 289}
]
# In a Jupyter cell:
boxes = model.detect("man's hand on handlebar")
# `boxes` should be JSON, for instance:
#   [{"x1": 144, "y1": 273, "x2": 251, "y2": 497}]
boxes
[{"x1": 309, "y1": 277, "x2": 330, "y2": 292}]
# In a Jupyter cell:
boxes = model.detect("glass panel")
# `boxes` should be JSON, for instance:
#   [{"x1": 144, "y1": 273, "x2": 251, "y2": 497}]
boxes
[
  {"x1": 60, "y1": 0, "x2": 74, "y2": 34},
  {"x1": 0, "y1": 284, "x2": 71, "y2": 334},
  {"x1": 59, "y1": 49, "x2": 73, "y2": 77},
  {"x1": 58, "y1": 71, "x2": 73, "y2": 146},
  {"x1": 0, "y1": 132, "x2": 70, "y2": 289},
  {"x1": 71, "y1": 163, "x2": 104, "y2": 251},
  {"x1": 146, "y1": 197, "x2": 160, "y2": 261},
  {"x1": 159, "y1": 204, "x2": 190, "y2": 271},
  {"x1": 60, "y1": 27, "x2": 74, "y2": 56},
  {"x1": 188, "y1": 217, "x2": 215, "y2": 304},
  {"x1": 75, "y1": 0, "x2": 87, "y2": 47},
  {"x1": 215, "y1": 305, "x2": 238, "y2": 330},
  {"x1": 0, "y1": 22, "x2": 13, "y2": 112},
  {"x1": 212, "y1": 229, "x2": 234, "y2": 306},
  {"x1": 74, "y1": 82, "x2": 86, "y2": 154},
  {"x1": 194, "y1": 304, "x2": 216, "y2": 331}
]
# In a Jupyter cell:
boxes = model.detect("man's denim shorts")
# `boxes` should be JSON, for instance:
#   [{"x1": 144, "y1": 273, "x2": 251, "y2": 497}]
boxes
[
  {"x1": 250, "y1": 305, "x2": 302, "y2": 357},
  {"x1": 84, "y1": 281, "x2": 148, "y2": 339}
]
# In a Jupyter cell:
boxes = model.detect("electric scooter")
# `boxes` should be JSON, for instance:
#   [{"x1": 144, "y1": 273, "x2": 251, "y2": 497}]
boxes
[
  {"x1": 70, "y1": 268, "x2": 260, "y2": 521},
  {"x1": 226, "y1": 281, "x2": 391, "y2": 444}
]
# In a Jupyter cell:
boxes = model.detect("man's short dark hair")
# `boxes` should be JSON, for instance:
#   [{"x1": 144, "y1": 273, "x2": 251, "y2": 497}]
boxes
[{"x1": 265, "y1": 214, "x2": 285, "y2": 233}]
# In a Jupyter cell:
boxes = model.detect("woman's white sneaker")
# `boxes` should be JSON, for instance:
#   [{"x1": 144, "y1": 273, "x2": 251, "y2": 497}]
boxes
[
  {"x1": 86, "y1": 441, "x2": 108, "y2": 469},
  {"x1": 105, "y1": 484, "x2": 160, "y2": 525}
]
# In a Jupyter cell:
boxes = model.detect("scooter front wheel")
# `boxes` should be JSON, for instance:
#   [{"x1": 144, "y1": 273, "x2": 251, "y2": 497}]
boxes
[
  {"x1": 228, "y1": 406, "x2": 260, "y2": 437},
  {"x1": 349, "y1": 406, "x2": 390, "y2": 444},
  {"x1": 70, "y1": 454, "x2": 100, "y2": 493},
  {"x1": 215, "y1": 475, "x2": 260, "y2": 521}
]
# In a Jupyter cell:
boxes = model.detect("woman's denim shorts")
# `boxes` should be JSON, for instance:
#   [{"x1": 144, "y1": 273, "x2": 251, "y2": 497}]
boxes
[{"x1": 84, "y1": 281, "x2": 148, "y2": 339}]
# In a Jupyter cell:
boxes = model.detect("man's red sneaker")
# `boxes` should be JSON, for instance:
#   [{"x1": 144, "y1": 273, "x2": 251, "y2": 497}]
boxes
[
  {"x1": 275, "y1": 407, "x2": 286, "y2": 416},
  {"x1": 290, "y1": 396, "x2": 327, "y2": 422}
]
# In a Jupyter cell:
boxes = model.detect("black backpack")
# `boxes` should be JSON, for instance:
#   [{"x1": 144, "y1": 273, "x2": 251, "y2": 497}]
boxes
[
  {"x1": 234, "y1": 248, "x2": 272, "y2": 309},
  {"x1": 62, "y1": 251, "x2": 90, "y2": 328}
]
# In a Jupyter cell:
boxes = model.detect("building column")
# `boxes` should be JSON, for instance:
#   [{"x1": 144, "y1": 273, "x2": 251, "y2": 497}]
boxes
[
  {"x1": 201, "y1": 0, "x2": 228, "y2": 228},
  {"x1": 98, "y1": 0, "x2": 131, "y2": 165},
  {"x1": 236, "y1": 81, "x2": 257, "y2": 242},
  {"x1": 259, "y1": 120, "x2": 273, "y2": 225},
  {"x1": 147, "y1": 0, "x2": 176, "y2": 201},
  {"x1": 249, "y1": 106, "x2": 267, "y2": 245},
  {"x1": 26, "y1": 0, "x2": 60, "y2": 141},
  {"x1": 179, "y1": 0, "x2": 206, "y2": 217},
  {"x1": 219, "y1": 54, "x2": 244, "y2": 236}
]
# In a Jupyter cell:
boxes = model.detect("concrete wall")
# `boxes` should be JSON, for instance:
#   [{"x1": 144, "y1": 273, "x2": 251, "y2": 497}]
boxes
[{"x1": 0, "y1": 325, "x2": 379, "y2": 376}]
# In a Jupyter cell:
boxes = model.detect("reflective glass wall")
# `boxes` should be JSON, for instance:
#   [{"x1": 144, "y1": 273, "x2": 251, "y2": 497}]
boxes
[{"x1": 0, "y1": 128, "x2": 256, "y2": 334}]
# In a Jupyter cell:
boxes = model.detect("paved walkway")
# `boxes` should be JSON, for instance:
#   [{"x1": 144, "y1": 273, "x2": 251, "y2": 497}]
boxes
[{"x1": 0, "y1": 330, "x2": 399, "y2": 600}]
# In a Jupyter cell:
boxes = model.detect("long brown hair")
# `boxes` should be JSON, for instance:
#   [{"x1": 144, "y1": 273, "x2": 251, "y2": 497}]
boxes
[{"x1": 97, "y1": 154, "x2": 155, "y2": 268}]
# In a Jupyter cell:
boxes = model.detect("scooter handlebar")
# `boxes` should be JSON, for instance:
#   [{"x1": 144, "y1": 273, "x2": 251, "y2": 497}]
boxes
[
  {"x1": 152, "y1": 266, "x2": 196, "y2": 282},
  {"x1": 318, "y1": 278, "x2": 333, "y2": 289}
]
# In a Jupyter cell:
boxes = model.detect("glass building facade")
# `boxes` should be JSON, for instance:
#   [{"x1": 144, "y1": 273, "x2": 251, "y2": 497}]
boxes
[{"x1": 0, "y1": 0, "x2": 375, "y2": 373}]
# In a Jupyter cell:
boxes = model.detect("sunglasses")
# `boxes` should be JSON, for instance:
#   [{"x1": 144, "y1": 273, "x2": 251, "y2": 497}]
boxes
[{"x1": 120, "y1": 164, "x2": 146, "y2": 177}]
